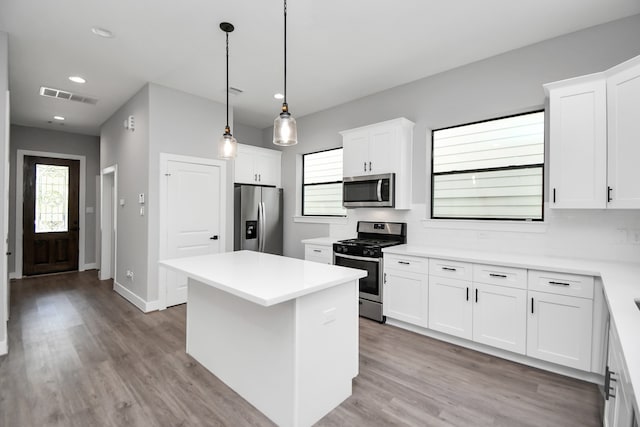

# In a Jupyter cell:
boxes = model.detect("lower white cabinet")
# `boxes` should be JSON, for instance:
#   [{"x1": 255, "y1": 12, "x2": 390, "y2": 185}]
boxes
[
  {"x1": 428, "y1": 276, "x2": 472, "y2": 340},
  {"x1": 473, "y1": 282, "x2": 527, "y2": 354},
  {"x1": 383, "y1": 254, "x2": 428, "y2": 327},
  {"x1": 304, "y1": 244, "x2": 332, "y2": 265},
  {"x1": 604, "y1": 324, "x2": 636, "y2": 427},
  {"x1": 526, "y1": 290, "x2": 593, "y2": 371}
]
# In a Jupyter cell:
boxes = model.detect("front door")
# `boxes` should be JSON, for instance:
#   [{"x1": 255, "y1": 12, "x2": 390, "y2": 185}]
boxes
[
  {"x1": 23, "y1": 156, "x2": 80, "y2": 276},
  {"x1": 165, "y1": 160, "x2": 222, "y2": 307}
]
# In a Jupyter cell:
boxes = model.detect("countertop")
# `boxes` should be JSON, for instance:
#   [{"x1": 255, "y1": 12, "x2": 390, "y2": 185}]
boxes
[
  {"x1": 301, "y1": 237, "x2": 341, "y2": 246},
  {"x1": 383, "y1": 244, "x2": 640, "y2": 412},
  {"x1": 160, "y1": 250, "x2": 366, "y2": 307}
]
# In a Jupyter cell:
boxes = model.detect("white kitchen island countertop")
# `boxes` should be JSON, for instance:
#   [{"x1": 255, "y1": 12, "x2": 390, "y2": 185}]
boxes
[
  {"x1": 160, "y1": 250, "x2": 366, "y2": 306},
  {"x1": 384, "y1": 244, "x2": 640, "y2": 414}
]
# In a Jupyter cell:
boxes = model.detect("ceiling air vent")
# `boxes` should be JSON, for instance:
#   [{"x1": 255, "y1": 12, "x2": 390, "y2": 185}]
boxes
[{"x1": 39, "y1": 86, "x2": 98, "y2": 105}]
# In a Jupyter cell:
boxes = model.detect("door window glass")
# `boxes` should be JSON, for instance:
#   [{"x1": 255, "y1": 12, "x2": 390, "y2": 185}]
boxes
[{"x1": 35, "y1": 164, "x2": 69, "y2": 233}]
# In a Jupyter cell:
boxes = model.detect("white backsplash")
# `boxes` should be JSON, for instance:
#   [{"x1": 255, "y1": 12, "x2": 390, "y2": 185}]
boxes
[{"x1": 330, "y1": 204, "x2": 640, "y2": 264}]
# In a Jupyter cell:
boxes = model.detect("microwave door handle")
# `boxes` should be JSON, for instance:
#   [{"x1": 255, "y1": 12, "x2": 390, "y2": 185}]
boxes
[{"x1": 377, "y1": 179, "x2": 382, "y2": 202}]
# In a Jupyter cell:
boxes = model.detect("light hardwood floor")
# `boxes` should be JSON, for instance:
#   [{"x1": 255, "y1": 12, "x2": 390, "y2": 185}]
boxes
[{"x1": 0, "y1": 271, "x2": 603, "y2": 426}]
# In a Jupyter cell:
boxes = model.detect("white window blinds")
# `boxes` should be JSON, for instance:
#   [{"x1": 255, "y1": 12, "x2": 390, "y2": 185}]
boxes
[
  {"x1": 432, "y1": 111, "x2": 545, "y2": 220},
  {"x1": 303, "y1": 148, "x2": 347, "y2": 216}
]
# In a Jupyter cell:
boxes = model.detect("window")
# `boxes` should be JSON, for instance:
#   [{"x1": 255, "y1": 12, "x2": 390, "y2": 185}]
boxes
[
  {"x1": 302, "y1": 148, "x2": 346, "y2": 216},
  {"x1": 35, "y1": 164, "x2": 70, "y2": 232},
  {"x1": 431, "y1": 111, "x2": 545, "y2": 221}
]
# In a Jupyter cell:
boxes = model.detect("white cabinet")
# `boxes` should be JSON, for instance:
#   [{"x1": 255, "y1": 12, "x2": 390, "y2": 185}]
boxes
[
  {"x1": 234, "y1": 144, "x2": 282, "y2": 187},
  {"x1": 526, "y1": 270, "x2": 594, "y2": 371},
  {"x1": 545, "y1": 54, "x2": 640, "y2": 209},
  {"x1": 304, "y1": 243, "x2": 332, "y2": 265},
  {"x1": 340, "y1": 118, "x2": 414, "y2": 209},
  {"x1": 472, "y1": 264, "x2": 527, "y2": 355},
  {"x1": 383, "y1": 254, "x2": 428, "y2": 327},
  {"x1": 606, "y1": 55, "x2": 640, "y2": 209},
  {"x1": 545, "y1": 74, "x2": 607, "y2": 209},
  {"x1": 604, "y1": 323, "x2": 636, "y2": 427},
  {"x1": 428, "y1": 275, "x2": 472, "y2": 339}
]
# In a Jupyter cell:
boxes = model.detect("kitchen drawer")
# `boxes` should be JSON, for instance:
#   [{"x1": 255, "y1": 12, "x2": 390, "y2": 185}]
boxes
[
  {"x1": 304, "y1": 245, "x2": 332, "y2": 264},
  {"x1": 384, "y1": 254, "x2": 428, "y2": 275},
  {"x1": 473, "y1": 263, "x2": 527, "y2": 290},
  {"x1": 429, "y1": 258, "x2": 472, "y2": 281},
  {"x1": 528, "y1": 270, "x2": 594, "y2": 299}
]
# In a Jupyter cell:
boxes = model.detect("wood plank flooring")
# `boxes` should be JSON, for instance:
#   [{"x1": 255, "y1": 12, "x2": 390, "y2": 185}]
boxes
[{"x1": 0, "y1": 271, "x2": 603, "y2": 426}]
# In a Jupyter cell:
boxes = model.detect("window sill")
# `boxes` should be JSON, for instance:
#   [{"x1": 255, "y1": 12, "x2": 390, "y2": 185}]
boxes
[
  {"x1": 421, "y1": 218, "x2": 548, "y2": 234},
  {"x1": 293, "y1": 215, "x2": 349, "y2": 225}
]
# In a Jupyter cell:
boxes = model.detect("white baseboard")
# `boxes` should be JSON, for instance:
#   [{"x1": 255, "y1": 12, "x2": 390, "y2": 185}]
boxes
[
  {"x1": 113, "y1": 281, "x2": 159, "y2": 313},
  {"x1": 8, "y1": 272, "x2": 19, "y2": 280},
  {"x1": 0, "y1": 336, "x2": 7, "y2": 356},
  {"x1": 81, "y1": 263, "x2": 97, "y2": 271},
  {"x1": 385, "y1": 318, "x2": 604, "y2": 385}
]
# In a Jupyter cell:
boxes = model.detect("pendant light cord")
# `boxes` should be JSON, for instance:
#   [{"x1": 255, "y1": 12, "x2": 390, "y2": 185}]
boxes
[
  {"x1": 226, "y1": 31, "x2": 230, "y2": 129},
  {"x1": 283, "y1": 0, "x2": 287, "y2": 106}
]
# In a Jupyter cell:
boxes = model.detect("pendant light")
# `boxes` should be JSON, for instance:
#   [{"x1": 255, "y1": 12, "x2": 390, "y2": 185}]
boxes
[
  {"x1": 273, "y1": 0, "x2": 298, "y2": 146},
  {"x1": 218, "y1": 22, "x2": 238, "y2": 159}
]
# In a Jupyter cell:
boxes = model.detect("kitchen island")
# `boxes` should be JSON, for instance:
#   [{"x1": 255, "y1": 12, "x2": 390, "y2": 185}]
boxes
[{"x1": 160, "y1": 250, "x2": 367, "y2": 427}]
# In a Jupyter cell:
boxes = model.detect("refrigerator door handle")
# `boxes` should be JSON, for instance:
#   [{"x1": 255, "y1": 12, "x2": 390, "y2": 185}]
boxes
[{"x1": 259, "y1": 202, "x2": 266, "y2": 252}]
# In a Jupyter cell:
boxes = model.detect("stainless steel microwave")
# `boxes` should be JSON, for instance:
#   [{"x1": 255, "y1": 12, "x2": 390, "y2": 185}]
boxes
[{"x1": 343, "y1": 173, "x2": 395, "y2": 208}]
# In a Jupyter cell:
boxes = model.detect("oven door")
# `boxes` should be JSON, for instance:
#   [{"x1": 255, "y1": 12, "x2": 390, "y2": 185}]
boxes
[{"x1": 333, "y1": 253, "x2": 382, "y2": 302}]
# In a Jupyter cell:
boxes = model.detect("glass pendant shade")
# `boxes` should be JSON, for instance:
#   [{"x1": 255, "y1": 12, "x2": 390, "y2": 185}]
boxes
[
  {"x1": 273, "y1": 111, "x2": 298, "y2": 146},
  {"x1": 218, "y1": 130, "x2": 238, "y2": 159}
]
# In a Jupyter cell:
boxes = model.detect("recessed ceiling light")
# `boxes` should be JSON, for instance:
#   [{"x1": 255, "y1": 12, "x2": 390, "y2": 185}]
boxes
[
  {"x1": 68, "y1": 76, "x2": 86, "y2": 84},
  {"x1": 91, "y1": 27, "x2": 114, "y2": 38},
  {"x1": 53, "y1": 116, "x2": 65, "y2": 121},
  {"x1": 274, "y1": 93, "x2": 284, "y2": 100}
]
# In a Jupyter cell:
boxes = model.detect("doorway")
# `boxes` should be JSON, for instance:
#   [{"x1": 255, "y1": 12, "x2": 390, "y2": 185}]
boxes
[
  {"x1": 99, "y1": 166, "x2": 117, "y2": 281},
  {"x1": 22, "y1": 156, "x2": 80, "y2": 276},
  {"x1": 159, "y1": 154, "x2": 226, "y2": 309}
]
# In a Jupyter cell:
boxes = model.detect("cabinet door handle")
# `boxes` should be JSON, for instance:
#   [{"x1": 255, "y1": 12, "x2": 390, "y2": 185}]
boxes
[
  {"x1": 466, "y1": 287, "x2": 469, "y2": 301},
  {"x1": 398, "y1": 261, "x2": 410, "y2": 265},
  {"x1": 531, "y1": 297, "x2": 534, "y2": 314},
  {"x1": 442, "y1": 267, "x2": 457, "y2": 272},
  {"x1": 475, "y1": 288, "x2": 478, "y2": 303},
  {"x1": 258, "y1": 174, "x2": 261, "y2": 182},
  {"x1": 607, "y1": 186, "x2": 612, "y2": 203},
  {"x1": 369, "y1": 161, "x2": 372, "y2": 171},
  {"x1": 383, "y1": 273, "x2": 387, "y2": 284},
  {"x1": 553, "y1": 188, "x2": 556, "y2": 203},
  {"x1": 254, "y1": 173, "x2": 258, "y2": 181},
  {"x1": 363, "y1": 162, "x2": 367, "y2": 172},
  {"x1": 548, "y1": 281, "x2": 570, "y2": 286},
  {"x1": 489, "y1": 273, "x2": 507, "y2": 278}
]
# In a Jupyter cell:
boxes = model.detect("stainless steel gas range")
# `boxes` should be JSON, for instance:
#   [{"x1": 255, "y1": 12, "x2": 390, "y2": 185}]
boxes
[{"x1": 333, "y1": 221, "x2": 407, "y2": 323}]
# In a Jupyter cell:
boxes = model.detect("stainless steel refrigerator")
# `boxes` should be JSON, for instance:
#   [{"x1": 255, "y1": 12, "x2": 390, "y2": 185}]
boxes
[{"x1": 234, "y1": 185, "x2": 283, "y2": 255}]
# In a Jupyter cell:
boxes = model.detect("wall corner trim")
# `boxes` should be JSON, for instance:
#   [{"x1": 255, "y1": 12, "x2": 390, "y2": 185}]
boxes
[
  {"x1": 0, "y1": 335, "x2": 7, "y2": 356},
  {"x1": 81, "y1": 263, "x2": 97, "y2": 271},
  {"x1": 113, "y1": 281, "x2": 159, "y2": 313}
]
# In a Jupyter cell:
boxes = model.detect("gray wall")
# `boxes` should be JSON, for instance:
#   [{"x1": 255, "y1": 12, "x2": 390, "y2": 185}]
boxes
[
  {"x1": 8, "y1": 125, "x2": 100, "y2": 274},
  {"x1": 100, "y1": 84, "x2": 150, "y2": 300},
  {"x1": 0, "y1": 31, "x2": 9, "y2": 347},
  {"x1": 234, "y1": 122, "x2": 266, "y2": 148},
  {"x1": 100, "y1": 83, "x2": 230, "y2": 304},
  {"x1": 146, "y1": 83, "x2": 227, "y2": 301},
  {"x1": 264, "y1": 14, "x2": 640, "y2": 259}
]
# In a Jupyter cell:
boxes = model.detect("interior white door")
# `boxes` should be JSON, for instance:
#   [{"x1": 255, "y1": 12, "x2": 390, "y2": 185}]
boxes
[{"x1": 166, "y1": 160, "x2": 222, "y2": 307}]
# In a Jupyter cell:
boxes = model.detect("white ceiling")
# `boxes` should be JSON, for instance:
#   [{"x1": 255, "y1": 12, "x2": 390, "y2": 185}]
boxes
[{"x1": 1, "y1": 0, "x2": 639, "y2": 136}]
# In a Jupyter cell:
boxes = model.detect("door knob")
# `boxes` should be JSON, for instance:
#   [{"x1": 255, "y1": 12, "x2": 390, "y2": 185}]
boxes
[{"x1": 210, "y1": 235, "x2": 219, "y2": 240}]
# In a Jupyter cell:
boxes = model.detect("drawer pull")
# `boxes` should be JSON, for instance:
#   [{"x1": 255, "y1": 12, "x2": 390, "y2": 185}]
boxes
[
  {"x1": 548, "y1": 281, "x2": 570, "y2": 286},
  {"x1": 466, "y1": 287, "x2": 469, "y2": 301},
  {"x1": 313, "y1": 249, "x2": 322, "y2": 253},
  {"x1": 489, "y1": 273, "x2": 507, "y2": 278},
  {"x1": 398, "y1": 261, "x2": 411, "y2": 265},
  {"x1": 442, "y1": 267, "x2": 457, "y2": 272},
  {"x1": 531, "y1": 297, "x2": 534, "y2": 314},
  {"x1": 384, "y1": 273, "x2": 387, "y2": 284}
]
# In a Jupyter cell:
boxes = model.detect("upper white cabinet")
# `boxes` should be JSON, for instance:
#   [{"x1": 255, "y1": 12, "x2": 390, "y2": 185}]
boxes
[
  {"x1": 545, "y1": 54, "x2": 640, "y2": 209},
  {"x1": 234, "y1": 144, "x2": 282, "y2": 187},
  {"x1": 606, "y1": 56, "x2": 640, "y2": 208},
  {"x1": 340, "y1": 118, "x2": 414, "y2": 209},
  {"x1": 545, "y1": 74, "x2": 607, "y2": 209}
]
